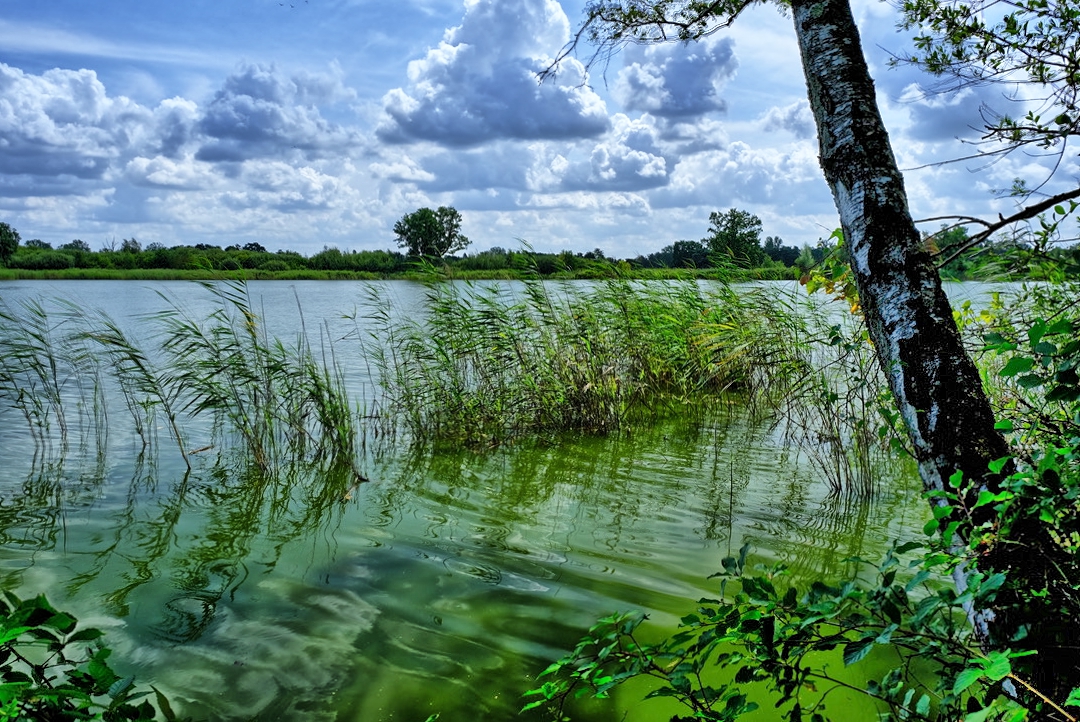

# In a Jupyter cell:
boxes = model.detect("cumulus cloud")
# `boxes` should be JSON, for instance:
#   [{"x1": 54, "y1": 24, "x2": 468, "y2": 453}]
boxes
[
  {"x1": 124, "y1": 155, "x2": 219, "y2": 190},
  {"x1": 0, "y1": 63, "x2": 152, "y2": 179},
  {"x1": 408, "y1": 143, "x2": 535, "y2": 191},
  {"x1": 760, "y1": 100, "x2": 815, "y2": 139},
  {"x1": 614, "y1": 37, "x2": 738, "y2": 118},
  {"x1": 376, "y1": 0, "x2": 609, "y2": 146},
  {"x1": 556, "y1": 115, "x2": 670, "y2": 192},
  {"x1": 895, "y1": 84, "x2": 994, "y2": 143},
  {"x1": 195, "y1": 64, "x2": 363, "y2": 162},
  {"x1": 651, "y1": 140, "x2": 827, "y2": 209}
]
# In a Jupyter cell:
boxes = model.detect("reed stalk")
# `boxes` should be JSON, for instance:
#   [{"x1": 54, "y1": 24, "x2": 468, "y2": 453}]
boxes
[{"x1": 365, "y1": 277, "x2": 813, "y2": 444}]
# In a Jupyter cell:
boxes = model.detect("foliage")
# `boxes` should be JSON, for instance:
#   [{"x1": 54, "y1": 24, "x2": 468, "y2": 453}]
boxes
[
  {"x1": 0, "y1": 223, "x2": 19, "y2": 266},
  {"x1": 59, "y1": 240, "x2": 91, "y2": 253},
  {"x1": 703, "y1": 209, "x2": 766, "y2": 269},
  {"x1": 898, "y1": 0, "x2": 1080, "y2": 156},
  {"x1": 7, "y1": 251, "x2": 77, "y2": 271},
  {"x1": 764, "y1": 236, "x2": 801, "y2": 266},
  {"x1": 393, "y1": 206, "x2": 471, "y2": 258},
  {"x1": 524, "y1": 541, "x2": 1080, "y2": 721},
  {"x1": 0, "y1": 591, "x2": 182, "y2": 721},
  {"x1": 799, "y1": 229, "x2": 861, "y2": 312},
  {"x1": 525, "y1": 274, "x2": 1080, "y2": 719},
  {"x1": 960, "y1": 285, "x2": 1080, "y2": 690}
]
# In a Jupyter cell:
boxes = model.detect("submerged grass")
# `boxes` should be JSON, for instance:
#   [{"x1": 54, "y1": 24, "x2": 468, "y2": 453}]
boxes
[{"x1": 364, "y1": 277, "x2": 813, "y2": 445}]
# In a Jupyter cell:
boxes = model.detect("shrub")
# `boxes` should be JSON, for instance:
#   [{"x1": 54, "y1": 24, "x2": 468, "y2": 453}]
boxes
[{"x1": 7, "y1": 251, "x2": 76, "y2": 270}]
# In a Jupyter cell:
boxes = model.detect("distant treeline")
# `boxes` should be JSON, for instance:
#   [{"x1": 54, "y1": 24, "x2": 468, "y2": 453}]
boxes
[
  {"x1": 0, "y1": 237, "x2": 807, "y2": 280},
  {"x1": 1, "y1": 209, "x2": 1075, "y2": 281}
]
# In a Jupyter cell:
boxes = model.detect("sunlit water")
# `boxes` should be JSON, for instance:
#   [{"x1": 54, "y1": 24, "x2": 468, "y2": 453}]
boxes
[{"x1": 0, "y1": 280, "x2": 1001, "y2": 721}]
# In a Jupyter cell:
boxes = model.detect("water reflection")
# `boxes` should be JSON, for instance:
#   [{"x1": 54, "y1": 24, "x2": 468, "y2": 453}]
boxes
[{"x1": 0, "y1": 377, "x2": 923, "y2": 719}]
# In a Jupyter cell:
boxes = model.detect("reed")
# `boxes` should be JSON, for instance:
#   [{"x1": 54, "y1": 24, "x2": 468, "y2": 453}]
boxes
[
  {"x1": 150, "y1": 280, "x2": 358, "y2": 471},
  {"x1": 0, "y1": 297, "x2": 79, "y2": 447},
  {"x1": 364, "y1": 277, "x2": 812, "y2": 444},
  {"x1": 778, "y1": 313, "x2": 909, "y2": 497},
  {"x1": 0, "y1": 281, "x2": 360, "y2": 473},
  {"x1": 74, "y1": 306, "x2": 192, "y2": 469}
]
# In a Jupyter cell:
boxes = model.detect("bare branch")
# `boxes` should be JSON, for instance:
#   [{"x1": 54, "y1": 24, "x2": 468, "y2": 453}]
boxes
[{"x1": 933, "y1": 186, "x2": 1080, "y2": 268}]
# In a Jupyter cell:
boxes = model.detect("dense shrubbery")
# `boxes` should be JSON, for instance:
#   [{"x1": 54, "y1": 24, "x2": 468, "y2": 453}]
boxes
[
  {"x1": 0, "y1": 592, "x2": 182, "y2": 721},
  {"x1": 7, "y1": 250, "x2": 76, "y2": 270}
]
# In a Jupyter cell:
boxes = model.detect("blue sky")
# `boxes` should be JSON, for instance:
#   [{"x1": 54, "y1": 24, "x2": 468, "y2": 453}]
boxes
[{"x1": 0, "y1": 0, "x2": 1071, "y2": 258}]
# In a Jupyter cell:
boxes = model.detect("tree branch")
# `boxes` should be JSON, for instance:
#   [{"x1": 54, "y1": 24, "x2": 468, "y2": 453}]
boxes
[{"x1": 933, "y1": 186, "x2": 1080, "y2": 268}]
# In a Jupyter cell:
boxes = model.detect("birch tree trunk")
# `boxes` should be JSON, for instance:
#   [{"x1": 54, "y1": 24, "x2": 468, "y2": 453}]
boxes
[
  {"x1": 789, "y1": 0, "x2": 1004, "y2": 508},
  {"x1": 788, "y1": 0, "x2": 1076, "y2": 694}
]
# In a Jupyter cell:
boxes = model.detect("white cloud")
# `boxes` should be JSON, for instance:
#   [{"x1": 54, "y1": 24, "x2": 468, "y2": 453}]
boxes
[
  {"x1": 376, "y1": 0, "x2": 609, "y2": 146},
  {"x1": 0, "y1": 63, "x2": 153, "y2": 179},
  {"x1": 614, "y1": 36, "x2": 738, "y2": 118},
  {"x1": 124, "y1": 155, "x2": 219, "y2": 190},
  {"x1": 760, "y1": 101, "x2": 815, "y2": 139},
  {"x1": 195, "y1": 64, "x2": 364, "y2": 162},
  {"x1": 557, "y1": 115, "x2": 670, "y2": 191}
]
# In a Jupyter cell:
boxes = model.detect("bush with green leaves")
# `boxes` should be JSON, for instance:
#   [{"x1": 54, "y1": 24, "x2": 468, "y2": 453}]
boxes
[
  {"x1": 7, "y1": 251, "x2": 76, "y2": 271},
  {"x1": 0, "y1": 591, "x2": 182, "y2": 721},
  {"x1": 524, "y1": 541, "x2": 1080, "y2": 721},
  {"x1": 525, "y1": 272, "x2": 1080, "y2": 721}
]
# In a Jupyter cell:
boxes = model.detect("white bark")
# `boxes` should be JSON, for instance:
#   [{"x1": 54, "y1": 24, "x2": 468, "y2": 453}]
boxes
[
  {"x1": 788, "y1": 0, "x2": 1021, "y2": 656},
  {"x1": 789, "y1": 0, "x2": 1009, "y2": 505}
]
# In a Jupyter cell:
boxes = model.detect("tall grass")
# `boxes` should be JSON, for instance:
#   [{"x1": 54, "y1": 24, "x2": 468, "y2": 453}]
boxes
[
  {"x1": 0, "y1": 276, "x2": 910, "y2": 497},
  {"x1": 364, "y1": 278, "x2": 812, "y2": 444},
  {"x1": 0, "y1": 298, "x2": 82, "y2": 447},
  {"x1": 779, "y1": 317, "x2": 908, "y2": 497},
  {"x1": 0, "y1": 281, "x2": 360, "y2": 473}
]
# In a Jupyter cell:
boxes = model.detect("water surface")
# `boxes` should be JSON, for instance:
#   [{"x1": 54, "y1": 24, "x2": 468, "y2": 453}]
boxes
[{"x1": 0, "y1": 279, "x2": 957, "y2": 720}]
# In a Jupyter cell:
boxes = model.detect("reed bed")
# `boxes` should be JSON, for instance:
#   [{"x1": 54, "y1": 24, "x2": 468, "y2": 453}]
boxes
[
  {"x1": 364, "y1": 278, "x2": 813, "y2": 445},
  {"x1": 0, "y1": 281, "x2": 360, "y2": 474},
  {"x1": 0, "y1": 276, "x2": 909, "y2": 497},
  {"x1": 778, "y1": 316, "x2": 907, "y2": 497}
]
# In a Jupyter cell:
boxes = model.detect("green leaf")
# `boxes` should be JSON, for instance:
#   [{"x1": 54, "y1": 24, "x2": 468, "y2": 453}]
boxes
[
  {"x1": 1047, "y1": 319, "x2": 1073, "y2": 335},
  {"x1": 153, "y1": 686, "x2": 180, "y2": 722},
  {"x1": 842, "y1": 637, "x2": 875, "y2": 666},
  {"x1": 67, "y1": 628, "x2": 105, "y2": 643},
  {"x1": 916, "y1": 693, "x2": 931, "y2": 716},
  {"x1": 964, "y1": 707, "x2": 996, "y2": 722},
  {"x1": 953, "y1": 667, "x2": 983, "y2": 694},
  {"x1": 108, "y1": 675, "x2": 135, "y2": 698},
  {"x1": 983, "y1": 651, "x2": 1012, "y2": 681},
  {"x1": 1017, "y1": 373, "x2": 1045, "y2": 388},
  {"x1": 1000, "y1": 356, "x2": 1034, "y2": 377},
  {"x1": 974, "y1": 490, "x2": 1011, "y2": 508},
  {"x1": 1064, "y1": 686, "x2": 1080, "y2": 707}
]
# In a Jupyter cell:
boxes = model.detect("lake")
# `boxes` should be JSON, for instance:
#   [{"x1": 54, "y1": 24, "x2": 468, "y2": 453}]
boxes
[{"x1": 0, "y1": 279, "x2": 990, "y2": 721}]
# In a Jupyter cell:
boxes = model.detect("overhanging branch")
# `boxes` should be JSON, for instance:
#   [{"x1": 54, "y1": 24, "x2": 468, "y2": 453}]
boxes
[{"x1": 933, "y1": 186, "x2": 1080, "y2": 268}]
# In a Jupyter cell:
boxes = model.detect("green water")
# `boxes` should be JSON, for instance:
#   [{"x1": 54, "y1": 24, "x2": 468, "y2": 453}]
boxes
[{"x1": 0, "y1": 280, "x2": 930, "y2": 721}]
